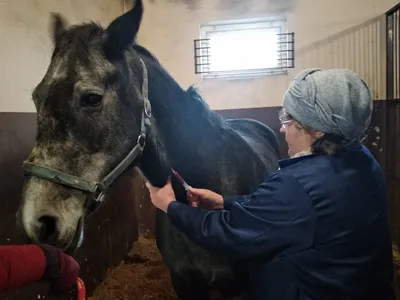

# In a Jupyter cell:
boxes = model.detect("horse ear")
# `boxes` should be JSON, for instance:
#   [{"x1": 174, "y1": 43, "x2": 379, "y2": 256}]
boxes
[
  {"x1": 103, "y1": 0, "x2": 143, "y2": 59},
  {"x1": 50, "y1": 13, "x2": 68, "y2": 46}
]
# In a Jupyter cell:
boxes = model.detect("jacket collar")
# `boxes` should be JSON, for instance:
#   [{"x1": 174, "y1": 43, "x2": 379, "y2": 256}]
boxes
[
  {"x1": 278, "y1": 154, "x2": 315, "y2": 169},
  {"x1": 278, "y1": 149, "x2": 315, "y2": 169},
  {"x1": 278, "y1": 141, "x2": 363, "y2": 169}
]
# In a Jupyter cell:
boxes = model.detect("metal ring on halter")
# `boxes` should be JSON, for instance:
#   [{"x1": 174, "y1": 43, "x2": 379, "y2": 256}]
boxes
[{"x1": 137, "y1": 134, "x2": 146, "y2": 149}]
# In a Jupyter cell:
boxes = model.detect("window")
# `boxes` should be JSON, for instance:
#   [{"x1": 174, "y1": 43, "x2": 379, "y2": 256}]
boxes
[{"x1": 194, "y1": 17, "x2": 295, "y2": 79}]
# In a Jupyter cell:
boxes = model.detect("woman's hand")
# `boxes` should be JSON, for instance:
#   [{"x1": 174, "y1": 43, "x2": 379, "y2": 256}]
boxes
[
  {"x1": 145, "y1": 178, "x2": 176, "y2": 213},
  {"x1": 187, "y1": 187, "x2": 224, "y2": 210}
]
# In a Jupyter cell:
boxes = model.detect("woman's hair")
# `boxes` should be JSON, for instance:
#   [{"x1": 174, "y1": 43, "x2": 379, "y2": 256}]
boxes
[
  {"x1": 279, "y1": 108, "x2": 362, "y2": 156},
  {"x1": 311, "y1": 133, "x2": 355, "y2": 156}
]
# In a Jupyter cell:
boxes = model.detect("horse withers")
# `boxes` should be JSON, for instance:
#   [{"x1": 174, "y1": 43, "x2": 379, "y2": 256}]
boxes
[{"x1": 16, "y1": 1, "x2": 281, "y2": 299}]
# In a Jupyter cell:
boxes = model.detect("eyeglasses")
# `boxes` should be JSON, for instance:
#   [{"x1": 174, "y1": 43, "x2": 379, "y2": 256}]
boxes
[{"x1": 279, "y1": 116, "x2": 293, "y2": 129}]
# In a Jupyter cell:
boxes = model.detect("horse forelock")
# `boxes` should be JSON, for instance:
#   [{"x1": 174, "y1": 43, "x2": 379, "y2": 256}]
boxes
[{"x1": 52, "y1": 22, "x2": 104, "y2": 60}]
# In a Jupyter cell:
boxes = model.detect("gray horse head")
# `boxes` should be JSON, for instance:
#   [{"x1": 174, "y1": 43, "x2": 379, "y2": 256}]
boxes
[{"x1": 16, "y1": 0, "x2": 168, "y2": 253}]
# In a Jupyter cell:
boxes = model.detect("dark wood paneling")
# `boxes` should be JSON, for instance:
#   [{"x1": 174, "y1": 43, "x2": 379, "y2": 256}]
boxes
[
  {"x1": 0, "y1": 112, "x2": 139, "y2": 300},
  {"x1": 135, "y1": 172, "x2": 156, "y2": 238},
  {"x1": 363, "y1": 100, "x2": 388, "y2": 172},
  {"x1": 385, "y1": 100, "x2": 400, "y2": 247},
  {"x1": 361, "y1": 100, "x2": 400, "y2": 250}
]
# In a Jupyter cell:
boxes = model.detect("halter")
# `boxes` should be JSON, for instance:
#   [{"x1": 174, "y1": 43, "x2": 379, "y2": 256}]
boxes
[{"x1": 22, "y1": 58, "x2": 152, "y2": 206}]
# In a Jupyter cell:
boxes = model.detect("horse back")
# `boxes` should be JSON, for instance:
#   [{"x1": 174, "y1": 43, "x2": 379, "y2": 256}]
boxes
[{"x1": 225, "y1": 117, "x2": 280, "y2": 167}]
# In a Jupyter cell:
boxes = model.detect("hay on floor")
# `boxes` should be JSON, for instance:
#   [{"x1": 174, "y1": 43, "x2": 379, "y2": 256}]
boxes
[{"x1": 88, "y1": 235, "x2": 177, "y2": 300}]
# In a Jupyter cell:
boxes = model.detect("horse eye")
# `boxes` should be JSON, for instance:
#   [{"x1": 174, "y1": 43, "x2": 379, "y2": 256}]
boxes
[{"x1": 80, "y1": 93, "x2": 103, "y2": 107}]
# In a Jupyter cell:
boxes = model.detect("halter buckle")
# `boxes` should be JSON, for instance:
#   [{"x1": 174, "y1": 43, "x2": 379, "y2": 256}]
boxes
[{"x1": 93, "y1": 183, "x2": 105, "y2": 203}]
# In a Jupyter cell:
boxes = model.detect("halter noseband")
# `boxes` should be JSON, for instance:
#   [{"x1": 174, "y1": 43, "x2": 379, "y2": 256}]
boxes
[{"x1": 22, "y1": 58, "x2": 152, "y2": 206}]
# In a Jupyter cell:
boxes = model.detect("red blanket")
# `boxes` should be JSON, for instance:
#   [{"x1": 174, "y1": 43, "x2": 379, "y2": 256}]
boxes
[{"x1": 0, "y1": 245, "x2": 46, "y2": 293}]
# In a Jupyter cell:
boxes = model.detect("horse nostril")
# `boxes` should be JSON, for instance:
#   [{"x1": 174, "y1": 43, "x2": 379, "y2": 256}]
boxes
[{"x1": 37, "y1": 216, "x2": 58, "y2": 243}]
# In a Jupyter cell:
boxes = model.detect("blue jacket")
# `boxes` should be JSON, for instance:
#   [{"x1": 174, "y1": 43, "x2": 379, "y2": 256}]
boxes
[{"x1": 167, "y1": 143, "x2": 394, "y2": 300}]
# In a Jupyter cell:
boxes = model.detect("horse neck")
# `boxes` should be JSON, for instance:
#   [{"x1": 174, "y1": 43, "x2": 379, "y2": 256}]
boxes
[
  {"x1": 138, "y1": 59, "x2": 225, "y2": 185},
  {"x1": 132, "y1": 46, "x2": 223, "y2": 145},
  {"x1": 150, "y1": 80, "x2": 223, "y2": 157}
]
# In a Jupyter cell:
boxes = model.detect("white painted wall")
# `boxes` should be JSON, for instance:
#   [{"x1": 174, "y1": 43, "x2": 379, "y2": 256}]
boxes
[
  {"x1": 137, "y1": 0, "x2": 397, "y2": 109},
  {"x1": 0, "y1": 0, "x2": 124, "y2": 112},
  {"x1": 0, "y1": 0, "x2": 398, "y2": 112}
]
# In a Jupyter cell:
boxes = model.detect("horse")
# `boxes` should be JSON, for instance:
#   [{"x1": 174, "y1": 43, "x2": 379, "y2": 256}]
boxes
[{"x1": 16, "y1": 1, "x2": 281, "y2": 299}]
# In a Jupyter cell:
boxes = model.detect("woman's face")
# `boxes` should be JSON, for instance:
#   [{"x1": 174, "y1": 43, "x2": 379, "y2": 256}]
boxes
[{"x1": 279, "y1": 110, "x2": 321, "y2": 157}]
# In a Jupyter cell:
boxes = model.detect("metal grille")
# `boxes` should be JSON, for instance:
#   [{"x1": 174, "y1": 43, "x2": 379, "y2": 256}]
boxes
[
  {"x1": 277, "y1": 32, "x2": 295, "y2": 69},
  {"x1": 193, "y1": 32, "x2": 295, "y2": 75},
  {"x1": 386, "y1": 3, "x2": 400, "y2": 100},
  {"x1": 193, "y1": 38, "x2": 211, "y2": 74}
]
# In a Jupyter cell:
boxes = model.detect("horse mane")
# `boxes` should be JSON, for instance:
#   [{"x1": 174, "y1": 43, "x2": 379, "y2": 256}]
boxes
[
  {"x1": 185, "y1": 85, "x2": 208, "y2": 108},
  {"x1": 131, "y1": 43, "x2": 226, "y2": 131},
  {"x1": 184, "y1": 85, "x2": 225, "y2": 124}
]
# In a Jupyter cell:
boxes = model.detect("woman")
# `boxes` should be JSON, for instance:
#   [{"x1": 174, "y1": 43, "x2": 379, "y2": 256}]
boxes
[
  {"x1": 146, "y1": 68, "x2": 394, "y2": 300},
  {"x1": 0, "y1": 243, "x2": 80, "y2": 296}
]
